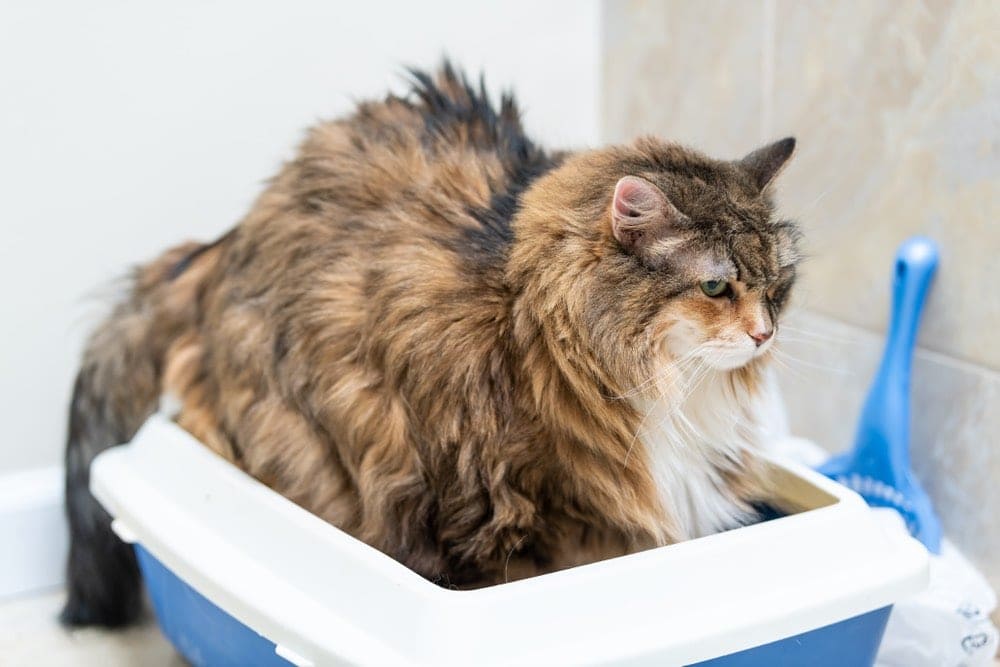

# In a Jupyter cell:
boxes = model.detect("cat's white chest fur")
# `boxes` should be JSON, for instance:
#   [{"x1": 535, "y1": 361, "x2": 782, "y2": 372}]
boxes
[{"x1": 633, "y1": 366, "x2": 786, "y2": 540}]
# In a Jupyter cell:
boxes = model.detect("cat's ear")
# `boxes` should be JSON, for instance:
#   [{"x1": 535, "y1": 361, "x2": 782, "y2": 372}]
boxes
[
  {"x1": 611, "y1": 176, "x2": 684, "y2": 255},
  {"x1": 739, "y1": 137, "x2": 796, "y2": 190}
]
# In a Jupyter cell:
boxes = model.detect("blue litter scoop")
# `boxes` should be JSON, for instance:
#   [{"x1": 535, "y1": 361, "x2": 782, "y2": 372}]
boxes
[{"x1": 818, "y1": 236, "x2": 942, "y2": 553}]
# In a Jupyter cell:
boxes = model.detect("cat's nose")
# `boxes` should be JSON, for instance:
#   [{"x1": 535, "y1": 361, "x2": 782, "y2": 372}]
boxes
[{"x1": 748, "y1": 329, "x2": 773, "y2": 347}]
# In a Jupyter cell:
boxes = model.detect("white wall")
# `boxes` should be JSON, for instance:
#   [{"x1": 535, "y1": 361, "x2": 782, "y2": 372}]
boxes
[{"x1": 0, "y1": 1, "x2": 600, "y2": 474}]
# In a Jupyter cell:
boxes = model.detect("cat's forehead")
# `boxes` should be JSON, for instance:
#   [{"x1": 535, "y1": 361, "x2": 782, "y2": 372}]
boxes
[
  {"x1": 664, "y1": 169, "x2": 761, "y2": 216},
  {"x1": 730, "y1": 232, "x2": 780, "y2": 284},
  {"x1": 670, "y1": 228, "x2": 794, "y2": 284},
  {"x1": 670, "y1": 244, "x2": 736, "y2": 279}
]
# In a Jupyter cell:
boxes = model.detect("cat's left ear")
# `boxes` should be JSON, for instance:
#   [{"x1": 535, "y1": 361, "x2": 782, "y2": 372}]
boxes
[
  {"x1": 611, "y1": 176, "x2": 685, "y2": 256},
  {"x1": 739, "y1": 137, "x2": 796, "y2": 190}
]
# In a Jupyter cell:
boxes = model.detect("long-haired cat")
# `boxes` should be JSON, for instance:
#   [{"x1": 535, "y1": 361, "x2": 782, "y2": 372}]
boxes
[{"x1": 62, "y1": 63, "x2": 800, "y2": 627}]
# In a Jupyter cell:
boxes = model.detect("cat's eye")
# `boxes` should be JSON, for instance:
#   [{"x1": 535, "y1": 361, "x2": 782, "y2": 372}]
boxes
[{"x1": 700, "y1": 280, "x2": 730, "y2": 298}]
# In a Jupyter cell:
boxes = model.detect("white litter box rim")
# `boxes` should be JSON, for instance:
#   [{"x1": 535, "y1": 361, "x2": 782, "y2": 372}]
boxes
[{"x1": 91, "y1": 414, "x2": 928, "y2": 666}]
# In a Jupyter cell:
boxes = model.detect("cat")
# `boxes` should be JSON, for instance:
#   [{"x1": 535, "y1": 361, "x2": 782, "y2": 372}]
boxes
[{"x1": 62, "y1": 63, "x2": 800, "y2": 627}]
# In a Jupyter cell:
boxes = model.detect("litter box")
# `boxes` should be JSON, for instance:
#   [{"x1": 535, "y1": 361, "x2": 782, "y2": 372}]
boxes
[{"x1": 90, "y1": 414, "x2": 928, "y2": 666}]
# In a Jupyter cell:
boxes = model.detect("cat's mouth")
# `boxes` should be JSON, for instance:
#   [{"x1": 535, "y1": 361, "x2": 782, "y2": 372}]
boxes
[
  {"x1": 663, "y1": 320, "x2": 778, "y2": 373},
  {"x1": 698, "y1": 335, "x2": 775, "y2": 371},
  {"x1": 706, "y1": 353, "x2": 756, "y2": 371}
]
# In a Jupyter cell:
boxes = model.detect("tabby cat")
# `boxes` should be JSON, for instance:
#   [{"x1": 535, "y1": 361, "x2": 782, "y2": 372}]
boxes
[{"x1": 62, "y1": 64, "x2": 800, "y2": 627}]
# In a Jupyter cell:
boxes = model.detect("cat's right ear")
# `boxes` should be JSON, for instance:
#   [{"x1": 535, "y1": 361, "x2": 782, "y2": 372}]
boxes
[
  {"x1": 739, "y1": 137, "x2": 796, "y2": 191},
  {"x1": 611, "y1": 176, "x2": 684, "y2": 256}
]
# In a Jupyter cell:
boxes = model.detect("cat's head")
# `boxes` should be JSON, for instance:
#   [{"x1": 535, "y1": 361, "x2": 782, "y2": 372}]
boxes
[
  {"x1": 607, "y1": 137, "x2": 800, "y2": 372},
  {"x1": 513, "y1": 136, "x2": 801, "y2": 384}
]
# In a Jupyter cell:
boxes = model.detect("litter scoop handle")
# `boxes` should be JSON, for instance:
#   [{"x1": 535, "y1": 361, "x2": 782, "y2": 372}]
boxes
[{"x1": 883, "y1": 237, "x2": 939, "y2": 381}]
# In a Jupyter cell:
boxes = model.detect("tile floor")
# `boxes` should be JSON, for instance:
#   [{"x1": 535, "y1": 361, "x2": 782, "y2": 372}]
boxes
[{"x1": 0, "y1": 588, "x2": 182, "y2": 666}]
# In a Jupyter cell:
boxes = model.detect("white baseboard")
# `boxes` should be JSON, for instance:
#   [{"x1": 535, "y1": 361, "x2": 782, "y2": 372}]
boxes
[{"x1": 0, "y1": 466, "x2": 67, "y2": 600}]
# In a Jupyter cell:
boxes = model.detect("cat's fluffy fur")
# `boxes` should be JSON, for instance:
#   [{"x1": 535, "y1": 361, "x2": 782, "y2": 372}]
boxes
[{"x1": 62, "y1": 63, "x2": 800, "y2": 627}]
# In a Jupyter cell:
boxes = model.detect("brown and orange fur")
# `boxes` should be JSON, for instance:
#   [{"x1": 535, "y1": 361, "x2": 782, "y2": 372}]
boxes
[{"x1": 62, "y1": 64, "x2": 800, "y2": 627}]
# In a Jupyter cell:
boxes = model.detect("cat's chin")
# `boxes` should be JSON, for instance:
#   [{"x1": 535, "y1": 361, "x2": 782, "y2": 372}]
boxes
[
  {"x1": 705, "y1": 356, "x2": 756, "y2": 372},
  {"x1": 699, "y1": 347, "x2": 770, "y2": 371},
  {"x1": 689, "y1": 336, "x2": 776, "y2": 372}
]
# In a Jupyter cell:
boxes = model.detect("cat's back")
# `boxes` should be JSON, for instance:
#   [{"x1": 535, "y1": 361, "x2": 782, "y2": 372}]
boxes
[
  {"x1": 207, "y1": 65, "x2": 564, "y2": 365},
  {"x1": 163, "y1": 66, "x2": 567, "y2": 524},
  {"x1": 266, "y1": 65, "x2": 559, "y2": 252},
  {"x1": 193, "y1": 66, "x2": 564, "y2": 424}
]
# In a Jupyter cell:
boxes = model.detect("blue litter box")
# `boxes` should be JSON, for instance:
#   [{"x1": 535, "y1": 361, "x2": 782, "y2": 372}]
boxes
[{"x1": 93, "y1": 415, "x2": 927, "y2": 666}]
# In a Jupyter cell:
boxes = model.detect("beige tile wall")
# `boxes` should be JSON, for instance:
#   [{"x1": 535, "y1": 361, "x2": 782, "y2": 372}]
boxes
[{"x1": 602, "y1": 0, "x2": 1000, "y2": 617}]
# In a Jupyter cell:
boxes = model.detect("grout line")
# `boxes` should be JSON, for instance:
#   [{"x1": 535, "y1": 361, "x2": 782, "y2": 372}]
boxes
[
  {"x1": 760, "y1": 0, "x2": 776, "y2": 142},
  {"x1": 790, "y1": 309, "x2": 1000, "y2": 382},
  {"x1": 594, "y1": 0, "x2": 608, "y2": 144}
]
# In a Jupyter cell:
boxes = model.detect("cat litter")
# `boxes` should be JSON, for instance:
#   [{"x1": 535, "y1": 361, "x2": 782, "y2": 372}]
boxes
[{"x1": 90, "y1": 413, "x2": 926, "y2": 666}]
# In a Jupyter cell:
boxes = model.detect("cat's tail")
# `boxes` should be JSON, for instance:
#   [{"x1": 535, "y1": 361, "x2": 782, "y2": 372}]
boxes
[{"x1": 61, "y1": 239, "x2": 221, "y2": 627}]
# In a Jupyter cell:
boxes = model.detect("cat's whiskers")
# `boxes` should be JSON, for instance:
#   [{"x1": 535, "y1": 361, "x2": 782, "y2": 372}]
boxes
[
  {"x1": 773, "y1": 334, "x2": 829, "y2": 348},
  {"x1": 779, "y1": 323, "x2": 857, "y2": 345},
  {"x1": 626, "y1": 351, "x2": 717, "y2": 468},
  {"x1": 789, "y1": 183, "x2": 833, "y2": 219},
  {"x1": 503, "y1": 534, "x2": 527, "y2": 584},
  {"x1": 768, "y1": 345, "x2": 853, "y2": 376},
  {"x1": 621, "y1": 349, "x2": 709, "y2": 469},
  {"x1": 607, "y1": 344, "x2": 710, "y2": 400},
  {"x1": 764, "y1": 347, "x2": 805, "y2": 381},
  {"x1": 664, "y1": 353, "x2": 723, "y2": 444}
]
